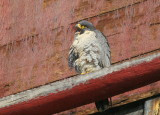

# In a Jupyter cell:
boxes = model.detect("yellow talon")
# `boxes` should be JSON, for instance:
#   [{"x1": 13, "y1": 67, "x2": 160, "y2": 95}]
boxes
[
  {"x1": 81, "y1": 72, "x2": 89, "y2": 75},
  {"x1": 81, "y1": 73, "x2": 85, "y2": 75}
]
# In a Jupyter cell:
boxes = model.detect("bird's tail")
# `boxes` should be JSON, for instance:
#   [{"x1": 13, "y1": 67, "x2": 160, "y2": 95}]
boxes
[{"x1": 95, "y1": 98, "x2": 112, "y2": 112}]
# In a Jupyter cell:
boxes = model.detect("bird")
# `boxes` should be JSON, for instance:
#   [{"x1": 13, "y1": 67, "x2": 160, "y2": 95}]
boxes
[{"x1": 68, "y1": 20, "x2": 111, "y2": 112}]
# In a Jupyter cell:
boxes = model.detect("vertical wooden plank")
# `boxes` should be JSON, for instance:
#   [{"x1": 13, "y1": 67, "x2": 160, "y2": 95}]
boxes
[{"x1": 144, "y1": 96, "x2": 160, "y2": 115}]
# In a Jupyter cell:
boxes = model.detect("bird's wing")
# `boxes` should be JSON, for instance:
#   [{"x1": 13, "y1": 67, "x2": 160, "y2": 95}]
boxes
[
  {"x1": 94, "y1": 30, "x2": 111, "y2": 67},
  {"x1": 68, "y1": 45, "x2": 78, "y2": 68},
  {"x1": 68, "y1": 32, "x2": 79, "y2": 68}
]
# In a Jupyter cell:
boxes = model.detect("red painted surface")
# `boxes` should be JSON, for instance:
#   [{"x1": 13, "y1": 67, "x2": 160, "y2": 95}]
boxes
[
  {"x1": 0, "y1": 57, "x2": 159, "y2": 115},
  {"x1": 0, "y1": 0, "x2": 159, "y2": 98}
]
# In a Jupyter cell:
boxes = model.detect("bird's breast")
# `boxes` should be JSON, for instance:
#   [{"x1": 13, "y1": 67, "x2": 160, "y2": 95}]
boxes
[
  {"x1": 74, "y1": 31, "x2": 98, "y2": 50},
  {"x1": 73, "y1": 31, "x2": 103, "y2": 64}
]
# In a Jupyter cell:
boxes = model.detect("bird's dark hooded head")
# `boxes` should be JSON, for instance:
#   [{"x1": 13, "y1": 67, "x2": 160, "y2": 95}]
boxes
[{"x1": 75, "y1": 20, "x2": 96, "y2": 34}]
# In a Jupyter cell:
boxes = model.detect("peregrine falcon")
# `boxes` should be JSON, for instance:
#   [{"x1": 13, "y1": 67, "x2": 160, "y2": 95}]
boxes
[
  {"x1": 68, "y1": 20, "x2": 111, "y2": 74},
  {"x1": 68, "y1": 20, "x2": 111, "y2": 112}
]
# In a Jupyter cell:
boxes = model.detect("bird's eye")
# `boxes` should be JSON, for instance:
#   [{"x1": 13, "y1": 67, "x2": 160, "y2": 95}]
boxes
[{"x1": 81, "y1": 26, "x2": 86, "y2": 29}]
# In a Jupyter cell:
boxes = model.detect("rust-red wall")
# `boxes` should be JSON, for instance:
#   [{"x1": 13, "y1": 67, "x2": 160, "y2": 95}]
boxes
[{"x1": 0, "y1": 0, "x2": 159, "y2": 98}]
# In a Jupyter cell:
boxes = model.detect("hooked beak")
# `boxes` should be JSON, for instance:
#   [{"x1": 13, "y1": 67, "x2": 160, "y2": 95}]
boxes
[{"x1": 75, "y1": 24, "x2": 81, "y2": 29}]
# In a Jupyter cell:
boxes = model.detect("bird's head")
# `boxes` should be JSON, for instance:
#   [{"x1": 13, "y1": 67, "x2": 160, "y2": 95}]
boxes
[{"x1": 75, "y1": 20, "x2": 96, "y2": 34}]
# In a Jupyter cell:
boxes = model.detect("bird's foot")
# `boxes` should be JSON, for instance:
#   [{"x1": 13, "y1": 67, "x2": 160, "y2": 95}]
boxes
[
  {"x1": 81, "y1": 72, "x2": 89, "y2": 75},
  {"x1": 81, "y1": 73, "x2": 85, "y2": 75}
]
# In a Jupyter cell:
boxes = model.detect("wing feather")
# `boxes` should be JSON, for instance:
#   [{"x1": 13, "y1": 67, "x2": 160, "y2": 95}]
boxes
[
  {"x1": 94, "y1": 30, "x2": 111, "y2": 67},
  {"x1": 68, "y1": 46, "x2": 78, "y2": 68}
]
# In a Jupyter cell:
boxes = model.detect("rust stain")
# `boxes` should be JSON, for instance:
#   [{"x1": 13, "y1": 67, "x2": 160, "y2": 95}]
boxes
[{"x1": 43, "y1": 0, "x2": 57, "y2": 8}]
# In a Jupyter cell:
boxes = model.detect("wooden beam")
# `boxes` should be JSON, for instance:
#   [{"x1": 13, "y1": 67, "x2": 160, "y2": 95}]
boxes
[
  {"x1": 0, "y1": 52, "x2": 160, "y2": 115},
  {"x1": 144, "y1": 96, "x2": 160, "y2": 115}
]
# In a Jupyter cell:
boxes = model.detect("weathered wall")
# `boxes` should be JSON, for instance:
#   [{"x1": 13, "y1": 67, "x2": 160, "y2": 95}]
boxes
[{"x1": 0, "y1": 0, "x2": 159, "y2": 97}]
